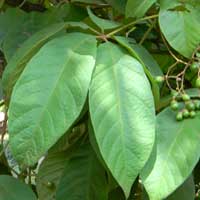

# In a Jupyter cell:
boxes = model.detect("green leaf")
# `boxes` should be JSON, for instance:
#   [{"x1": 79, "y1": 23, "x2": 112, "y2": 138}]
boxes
[
  {"x1": 113, "y1": 36, "x2": 162, "y2": 108},
  {"x1": 62, "y1": 4, "x2": 87, "y2": 21},
  {"x1": 2, "y1": 23, "x2": 66, "y2": 97},
  {"x1": 159, "y1": 0, "x2": 200, "y2": 58},
  {"x1": 56, "y1": 143, "x2": 108, "y2": 200},
  {"x1": 141, "y1": 107, "x2": 200, "y2": 199},
  {"x1": 0, "y1": 175, "x2": 37, "y2": 200},
  {"x1": 142, "y1": 176, "x2": 195, "y2": 200},
  {"x1": 104, "y1": 0, "x2": 127, "y2": 13},
  {"x1": 87, "y1": 7, "x2": 121, "y2": 31},
  {"x1": 0, "y1": 8, "x2": 25, "y2": 45},
  {"x1": 126, "y1": 0, "x2": 156, "y2": 18},
  {"x1": 71, "y1": 0, "x2": 105, "y2": 4},
  {"x1": 89, "y1": 121, "x2": 118, "y2": 191},
  {"x1": 2, "y1": 21, "x2": 91, "y2": 98},
  {"x1": 0, "y1": 8, "x2": 64, "y2": 61},
  {"x1": 8, "y1": 33, "x2": 97, "y2": 166},
  {"x1": 89, "y1": 42, "x2": 155, "y2": 197},
  {"x1": 167, "y1": 176, "x2": 195, "y2": 200},
  {"x1": 36, "y1": 151, "x2": 70, "y2": 200}
]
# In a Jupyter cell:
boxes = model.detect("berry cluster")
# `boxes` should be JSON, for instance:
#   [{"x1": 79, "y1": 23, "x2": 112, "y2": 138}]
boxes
[
  {"x1": 170, "y1": 93, "x2": 200, "y2": 121},
  {"x1": 191, "y1": 51, "x2": 200, "y2": 88}
]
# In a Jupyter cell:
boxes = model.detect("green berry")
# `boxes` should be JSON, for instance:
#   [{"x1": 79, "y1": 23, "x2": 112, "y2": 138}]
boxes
[
  {"x1": 194, "y1": 100, "x2": 200, "y2": 110},
  {"x1": 190, "y1": 62, "x2": 199, "y2": 71},
  {"x1": 171, "y1": 90, "x2": 179, "y2": 97},
  {"x1": 186, "y1": 102, "x2": 195, "y2": 111},
  {"x1": 176, "y1": 112, "x2": 183, "y2": 121},
  {"x1": 196, "y1": 52, "x2": 200, "y2": 58},
  {"x1": 183, "y1": 109, "x2": 190, "y2": 118},
  {"x1": 155, "y1": 76, "x2": 164, "y2": 83},
  {"x1": 182, "y1": 93, "x2": 190, "y2": 101},
  {"x1": 189, "y1": 111, "x2": 196, "y2": 118},
  {"x1": 170, "y1": 100, "x2": 179, "y2": 111},
  {"x1": 47, "y1": 181, "x2": 54, "y2": 188},
  {"x1": 195, "y1": 78, "x2": 200, "y2": 88}
]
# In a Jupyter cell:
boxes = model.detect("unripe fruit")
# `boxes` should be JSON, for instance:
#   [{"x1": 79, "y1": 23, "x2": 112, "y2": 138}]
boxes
[
  {"x1": 189, "y1": 111, "x2": 196, "y2": 118},
  {"x1": 155, "y1": 76, "x2": 164, "y2": 83},
  {"x1": 176, "y1": 112, "x2": 183, "y2": 121},
  {"x1": 190, "y1": 62, "x2": 199, "y2": 71},
  {"x1": 186, "y1": 102, "x2": 195, "y2": 111},
  {"x1": 196, "y1": 52, "x2": 200, "y2": 58},
  {"x1": 195, "y1": 78, "x2": 200, "y2": 88},
  {"x1": 182, "y1": 94, "x2": 190, "y2": 101},
  {"x1": 183, "y1": 109, "x2": 189, "y2": 118},
  {"x1": 170, "y1": 100, "x2": 179, "y2": 111},
  {"x1": 194, "y1": 101, "x2": 200, "y2": 110},
  {"x1": 47, "y1": 181, "x2": 54, "y2": 189},
  {"x1": 171, "y1": 90, "x2": 179, "y2": 97}
]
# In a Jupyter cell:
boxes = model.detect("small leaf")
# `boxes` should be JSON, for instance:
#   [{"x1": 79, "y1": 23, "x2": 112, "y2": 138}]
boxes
[
  {"x1": 0, "y1": 175, "x2": 37, "y2": 200},
  {"x1": 56, "y1": 143, "x2": 108, "y2": 200},
  {"x1": 89, "y1": 42, "x2": 155, "y2": 197},
  {"x1": 8, "y1": 33, "x2": 97, "y2": 166},
  {"x1": 159, "y1": 0, "x2": 200, "y2": 58},
  {"x1": 87, "y1": 7, "x2": 121, "y2": 31},
  {"x1": 126, "y1": 0, "x2": 156, "y2": 18},
  {"x1": 141, "y1": 107, "x2": 200, "y2": 199}
]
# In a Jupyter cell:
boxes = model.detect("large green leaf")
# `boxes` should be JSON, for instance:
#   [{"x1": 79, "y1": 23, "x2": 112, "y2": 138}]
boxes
[
  {"x1": 89, "y1": 42, "x2": 155, "y2": 197},
  {"x1": 56, "y1": 143, "x2": 108, "y2": 200},
  {"x1": 159, "y1": 0, "x2": 200, "y2": 58},
  {"x1": 141, "y1": 107, "x2": 200, "y2": 199},
  {"x1": 87, "y1": 7, "x2": 121, "y2": 31},
  {"x1": 8, "y1": 33, "x2": 97, "y2": 166},
  {"x1": 113, "y1": 36, "x2": 162, "y2": 108},
  {"x1": 0, "y1": 175, "x2": 37, "y2": 200},
  {"x1": 126, "y1": 0, "x2": 156, "y2": 18}
]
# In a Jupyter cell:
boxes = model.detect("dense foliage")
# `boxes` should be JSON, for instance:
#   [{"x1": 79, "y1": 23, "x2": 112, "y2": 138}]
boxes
[{"x1": 0, "y1": 0, "x2": 200, "y2": 199}]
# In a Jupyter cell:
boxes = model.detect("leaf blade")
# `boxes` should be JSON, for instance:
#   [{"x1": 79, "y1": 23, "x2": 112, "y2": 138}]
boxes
[
  {"x1": 89, "y1": 42, "x2": 155, "y2": 197},
  {"x1": 0, "y1": 175, "x2": 37, "y2": 200},
  {"x1": 56, "y1": 143, "x2": 108, "y2": 200},
  {"x1": 8, "y1": 33, "x2": 97, "y2": 166},
  {"x1": 141, "y1": 107, "x2": 200, "y2": 199},
  {"x1": 126, "y1": 0, "x2": 156, "y2": 18}
]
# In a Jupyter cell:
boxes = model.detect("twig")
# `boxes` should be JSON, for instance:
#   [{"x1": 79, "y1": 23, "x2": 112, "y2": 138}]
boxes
[
  {"x1": 106, "y1": 14, "x2": 158, "y2": 37},
  {"x1": 160, "y1": 32, "x2": 187, "y2": 65}
]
